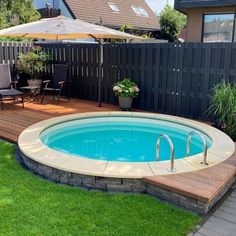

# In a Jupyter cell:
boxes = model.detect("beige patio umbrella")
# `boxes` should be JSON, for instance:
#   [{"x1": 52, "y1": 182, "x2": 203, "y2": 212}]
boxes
[{"x1": 0, "y1": 16, "x2": 139, "y2": 106}]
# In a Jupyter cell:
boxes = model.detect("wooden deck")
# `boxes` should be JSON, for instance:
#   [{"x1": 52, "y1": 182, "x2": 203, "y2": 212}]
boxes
[
  {"x1": 0, "y1": 98, "x2": 235, "y2": 214},
  {"x1": 0, "y1": 98, "x2": 118, "y2": 143}
]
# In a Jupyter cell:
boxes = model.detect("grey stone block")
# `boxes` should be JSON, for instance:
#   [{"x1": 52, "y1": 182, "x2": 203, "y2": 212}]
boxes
[
  {"x1": 131, "y1": 184, "x2": 147, "y2": 193},
  {"x1": 59, "y1": 173, "x2": 72, "y2": 184},
  {"x1": 82, "y1": 181, "x2": 107, "y2": 190},
  {"x1": 147, "y1": 185, "x2": 179, "y2": 204},
  {"x1": 69, "y1": 173, "x2": 96, "y2": 186},
  {"x1": 82, "y1": 176, "x2": 96, "y2": 184},
  {"x1": 107, "y1": 184, "x2": 132, "y2": 192},
  {"x1": 122, "y1": 178, "x2": 144, "y2": 185},
  {"x1": 96, "y1": 176, "x2": 121, "y2": 185},
  {"x1": 179, "y1": 198, "x2": 206, "y2": 214},
  {"x1": 37, "y1": 163, "x2": 53, "y2": 177}
]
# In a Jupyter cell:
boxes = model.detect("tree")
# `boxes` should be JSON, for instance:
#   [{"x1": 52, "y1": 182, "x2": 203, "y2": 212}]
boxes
[
  {"x1": 0, "y1": 0, "x2": 40, "y2": 29},
  {"x1": 159, "y1": 4, "x2": 186, "y2": 42}
]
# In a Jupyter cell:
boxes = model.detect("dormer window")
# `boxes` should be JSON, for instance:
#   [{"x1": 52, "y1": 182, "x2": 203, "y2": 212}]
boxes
[
  {"x1": 131, "y1": 5, "x2": 149, "y2": 17},
  {"x1": 108, "y1": 2, "x2": 120, "y2": 12}
]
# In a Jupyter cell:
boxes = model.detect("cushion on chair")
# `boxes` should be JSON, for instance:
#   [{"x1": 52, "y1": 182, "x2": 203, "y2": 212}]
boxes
[
  {"x1": 0, "y1": 64, "x2": 12, "y2": 89},
  {"x1": 0, "y1": 89, "x2": 23, "y2": 97}
]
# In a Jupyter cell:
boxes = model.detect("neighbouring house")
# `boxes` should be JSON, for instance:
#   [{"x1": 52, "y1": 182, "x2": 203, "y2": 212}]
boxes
[
  {"x1": 34, "y1": 0, "x2": 160, "y2": 37},
  {"x1": 175, "y1": 0, "x2": 236, "y2": 42}
]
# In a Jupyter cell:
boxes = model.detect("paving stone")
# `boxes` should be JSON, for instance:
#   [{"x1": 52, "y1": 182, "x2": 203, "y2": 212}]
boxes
[
  {"x1": 219, "y1": 206, "x2": 236, "y2": 216},
  {"x1": 213, "y1": 210, "x2": 236, "y2": 224},
  {"x1": 227, "y1": 196, "x2": 236, "y2": 203},
  {"x1": 198, "y1": 226, "x2": 223, "y2": 236},
  {"x1": 221, "y1": 199, "x2": 236, "y2": 210},
  {"x1": 200, "y1": 216, "x2": 236, "y2": 235},
  {"x1": 230, "y1": 189, "x2": 236, "y2": 198}
]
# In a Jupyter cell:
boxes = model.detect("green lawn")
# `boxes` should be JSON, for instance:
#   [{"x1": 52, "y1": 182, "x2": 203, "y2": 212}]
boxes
[{"x1": 0, "y1": 141, "x2": 200, "y2": 236}]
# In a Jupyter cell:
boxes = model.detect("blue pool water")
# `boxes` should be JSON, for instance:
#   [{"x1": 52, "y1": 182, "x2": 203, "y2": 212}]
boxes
[{"x1": 40, "y1": 116, "x2": 212, "y2": 162}]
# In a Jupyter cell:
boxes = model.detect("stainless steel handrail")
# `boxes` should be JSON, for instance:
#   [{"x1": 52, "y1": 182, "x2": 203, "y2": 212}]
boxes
[
  {"x1": 186, "y1": 131, "x2": 208, "y2": 165},
  {"x1": 156, "y1": 134, "x2": 176, "y2": 172}
]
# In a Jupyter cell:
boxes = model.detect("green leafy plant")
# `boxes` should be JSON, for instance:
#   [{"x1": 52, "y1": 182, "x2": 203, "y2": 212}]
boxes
[
  {"x1": 0, "y1": 0, "x2": 40, "y2": 30},
  {"x1": 113, "y1": 79, "x2": 140, "y2": 98},
  {"x1": 207, "y1": 80, "x2": 236, "y2": 140},
  {"x1": 16, "y1": 46, "x2": 51, "y2": 80},
  {"x1": 0, "y1": 36, "x2": 31, "y2": 41},
  {"x1": 159, "y1": 4, "x2": 186, "y2": 42}
]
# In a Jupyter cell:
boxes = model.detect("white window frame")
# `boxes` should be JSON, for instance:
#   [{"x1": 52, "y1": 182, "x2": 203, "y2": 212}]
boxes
[
  {"x1": 108, "y1": 2, "x2": 120, "y2": 12},
  {"x1": 131, "y1": 5, "x2": 149, "y2": 17}
]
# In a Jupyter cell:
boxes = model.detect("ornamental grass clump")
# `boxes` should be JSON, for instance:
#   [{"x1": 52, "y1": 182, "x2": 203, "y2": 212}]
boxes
[
  {"x1": 113, "y1": 79, "x2": 140, "y2": 98},
  {"x1": 208, "y1": 80, "x2": 236, "y2": 140}
]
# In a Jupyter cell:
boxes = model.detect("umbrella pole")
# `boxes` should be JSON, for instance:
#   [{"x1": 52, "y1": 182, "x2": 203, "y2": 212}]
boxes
[{"x1": 98, "y1": 39, "x2": 103, "y2": 107}]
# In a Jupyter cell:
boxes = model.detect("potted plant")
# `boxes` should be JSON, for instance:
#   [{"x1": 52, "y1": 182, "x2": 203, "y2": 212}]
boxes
[
  {"x1": 113, "y1": 78, "x2": 140, "y2": 110},
  {"x1": 16, "y1": 46, "x2": 51, "y2": 91}
]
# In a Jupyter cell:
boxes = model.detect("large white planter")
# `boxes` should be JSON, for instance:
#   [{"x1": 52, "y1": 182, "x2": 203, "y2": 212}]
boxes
[{"x1": 118, "y1": 96, "x2": 133, "y2": 110}]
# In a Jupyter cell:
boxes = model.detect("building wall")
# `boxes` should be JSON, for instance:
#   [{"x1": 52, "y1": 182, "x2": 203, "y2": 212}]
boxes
[{"x1": 185, "y1": 6, "x2": 236, "y2": 42}]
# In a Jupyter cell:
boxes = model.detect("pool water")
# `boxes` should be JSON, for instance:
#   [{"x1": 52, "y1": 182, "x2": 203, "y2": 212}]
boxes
[{"x1": 40, "y1": 117, "x2": 212, "y2": 162}]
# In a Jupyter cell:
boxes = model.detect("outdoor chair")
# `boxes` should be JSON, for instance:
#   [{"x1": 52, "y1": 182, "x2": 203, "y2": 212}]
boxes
[
  {"x1": 41, "y1": 64, "x2": 69, "y2": 105},
  {"x1": 0, "y1": 64, "x2": 24, "y2": 110}
]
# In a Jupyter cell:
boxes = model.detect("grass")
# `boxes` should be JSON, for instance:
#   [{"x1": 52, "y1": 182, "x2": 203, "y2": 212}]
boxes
[{"x1": 0, "y1": 141, "x2": 200, "y2": 236}]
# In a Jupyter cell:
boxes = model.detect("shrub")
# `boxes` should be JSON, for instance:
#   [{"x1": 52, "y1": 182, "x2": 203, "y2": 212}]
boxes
[
  {"x1": 208, "y1": 80, "x2": 236, "y2": 140},
  {"x1": 159, "y1": 4, "x2": 186, "y2": 42}
]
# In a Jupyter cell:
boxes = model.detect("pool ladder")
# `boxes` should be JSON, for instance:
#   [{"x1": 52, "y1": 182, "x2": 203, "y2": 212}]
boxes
[
  {"x1": 156, "y1": 131, "x2": 208, "y2": 173},
  {"x1": 156, "y1": 134, "x2": 176, "y2": 172},
  {"x1": 186, "y1": 131, "x2": 208, "y2": 166}
]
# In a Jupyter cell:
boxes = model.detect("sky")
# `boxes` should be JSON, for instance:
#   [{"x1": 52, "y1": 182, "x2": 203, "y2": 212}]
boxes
[{"x1": 146, "y1": 0, "x2": 174, "y2": 14}]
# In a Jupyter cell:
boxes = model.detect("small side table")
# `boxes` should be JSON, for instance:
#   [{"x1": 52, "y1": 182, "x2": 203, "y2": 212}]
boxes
[{"x1": 20, "y1": 86, "x2": 41, "y2": 102}]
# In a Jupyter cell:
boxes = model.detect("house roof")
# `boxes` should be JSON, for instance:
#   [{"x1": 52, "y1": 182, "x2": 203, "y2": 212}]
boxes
[
  {"x1": 175, "y1": 0, "x2": 236, "y2": 12},
  {"x1": 63, "y1": 0, "x2": 160, "y2": 31}
]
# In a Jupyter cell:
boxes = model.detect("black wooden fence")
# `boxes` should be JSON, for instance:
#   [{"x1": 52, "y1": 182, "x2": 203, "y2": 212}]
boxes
[{"x1": 1, "y1": 41, "x2": 236, "y2": 120}]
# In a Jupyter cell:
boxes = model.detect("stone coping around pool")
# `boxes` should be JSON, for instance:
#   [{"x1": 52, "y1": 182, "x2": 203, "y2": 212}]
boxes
[{"x1": 18, "y1": 112, "x2": 235, "y2": 179}]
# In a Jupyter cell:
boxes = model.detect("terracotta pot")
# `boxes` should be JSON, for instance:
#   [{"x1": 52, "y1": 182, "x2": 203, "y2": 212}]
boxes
[{"x1": 118, "y1": 96, "x2": 133, "y2": 110}]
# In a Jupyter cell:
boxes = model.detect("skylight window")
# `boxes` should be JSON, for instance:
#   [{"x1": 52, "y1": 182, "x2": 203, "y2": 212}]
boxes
[
  {"x1": 108, "y1": 2, "x2": 120, "y2": 12},
  {"x1": 131, "y1": 5, "x2": 149, "y2": 17},
  {"x1": 139, "y1": 8, "x2": 149, "y2": 16}
]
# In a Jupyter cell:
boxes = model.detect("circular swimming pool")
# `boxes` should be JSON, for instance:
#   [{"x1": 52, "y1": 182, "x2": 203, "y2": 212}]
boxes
[
  {"x1": 40, "y1": 116, "x2": 212, "y2": 162},
  {"x1": 18, "y1": 112, "x2": 235, "y2": 178}
]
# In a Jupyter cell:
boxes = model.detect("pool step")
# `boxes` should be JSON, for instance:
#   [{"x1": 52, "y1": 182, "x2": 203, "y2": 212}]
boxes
[{"x1": 144, "y1": 147, "x2": 236, "y2": 215}]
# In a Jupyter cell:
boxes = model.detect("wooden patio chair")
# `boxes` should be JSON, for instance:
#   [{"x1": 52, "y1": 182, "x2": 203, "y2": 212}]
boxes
[
  {"x1": 0, "y1": 64, "x2": 24, "y2": 110},
  {"x1": 41, "y1": 64, "x2": 69, "y2": 105}
]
